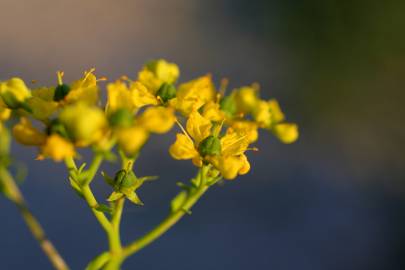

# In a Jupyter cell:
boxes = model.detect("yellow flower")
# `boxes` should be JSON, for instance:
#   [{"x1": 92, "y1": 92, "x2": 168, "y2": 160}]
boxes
[
  {"x1": 64, "y1": 69, "x2": 99, "y2": 105},
  {"x1": 169, "y1": 110, "x2": 212, "y2": 164},
  {"x1": 59, "y1": 103, "x2": 107, "y2": 146},
  {"x1": 12, "y1": 117, "x2": 46, "y2": 146},
  {"x1": 116, "y1": 126, "x2": 149, "y2": 155},
  {"x1": 40, "y1": 134, "x2": 75, "y2": 161},
  {"x1": 170, "y1": 111, "x2": 253, "y2": 178},
  {"x1": 208, "y1": 129, "x2": 251, "y2": 180},
  {"x1": 0, "y1": 78, "x2": 31, "y2": 108},
  {"x1": 234, "y1": 85, "x2": 259, "y2": 114},
  {"x1": 138, "y1": 106, "x2": 175, "y2": 134},
  {"x1": 174, "y1": 75, "x2": 216, "y2": 116},
  {"x1": 138, "y1": 59, "x2": 180, "y2": 93},
  {"x1": 272, "y1": 123, "x2": 299, "y2": 144}
]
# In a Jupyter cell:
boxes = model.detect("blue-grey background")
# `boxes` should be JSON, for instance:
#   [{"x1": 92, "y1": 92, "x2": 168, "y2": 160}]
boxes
[{"x1": 1, "y1": 0, "x2": 404, "y2": 269}]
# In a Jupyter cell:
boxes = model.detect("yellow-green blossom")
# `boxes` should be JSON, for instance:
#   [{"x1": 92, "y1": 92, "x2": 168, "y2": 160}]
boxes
[{"x1": 59, "y1": 102, "x2": 107, "y2": 146}]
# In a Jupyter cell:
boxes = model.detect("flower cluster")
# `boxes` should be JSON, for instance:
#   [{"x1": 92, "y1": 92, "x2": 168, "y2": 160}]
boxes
[
  {"x1": 0, "y1": 59, "x2": 299, "y2": 269},
  {"x1": 0, "y1": 59, "x2": 297, "y2": 180}
]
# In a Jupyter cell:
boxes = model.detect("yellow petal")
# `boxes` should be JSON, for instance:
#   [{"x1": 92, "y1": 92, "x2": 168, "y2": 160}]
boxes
[
  {"x1": 130, "y1": 81, "x2": 158, "y2": 108},
  {"x1": 26, "y1": 96, "x2": 58, "y2": 121},
  {"x1": 116, "y1": 126, "x2": 149, "y2": 155},
  {"x1": 186, "y1": 110, "x2": 212, "y2": 144},
  {"x1": 169, "y1": 133, "x2": 198, "y2": 160},
  {"x1": 268, "y1": 99, "x2": 285, "y2": 123},
  {"x1": 0, "y1": 107, "x2": 11, "y2": 121},
  {"x1": 216, "y1": 156, "x2": 245, "y2": 180},
  {"x1": 41, "y1": 134, "x2": 75, "y2": 162},
  {"x1": 238, "y1": 154, "x2": 251, "y2": 175},
  {"x1": 12, "y1": 117, "x2": 46, "y2": 145},
  {"x1": 176, "y1": 75, "x2": 215, "y2": 115},
  {"x1": 138, "y1": 59, "x2": 180, "y2": 93},
  {"x1": 138, "y1": 106, "x2": 175, "y2": 134},
  {"x1": 220, "y1": 128, "x2": 249, "y2": 157},
  {"x1": 273, "y1": 123, "x2": 299, "y2": 144},
  {"x1": 202, "y1": 101, "x2": 225, "y2": 122},
  {"x1": 230, "y1": 120, "x2": 259, "y2": 143},
  {"x1": 64, "y1": 71, "x2": 99, "y2": 105},
  {"x1": 253, "y1": 100, "x2": 272, "y2": 128},
  {"x1": 106, "y1": 81, "x2": 135, "y2": 113}
]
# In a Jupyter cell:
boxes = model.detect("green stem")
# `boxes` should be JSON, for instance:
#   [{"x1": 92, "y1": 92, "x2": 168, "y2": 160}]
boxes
[
  {"x1": 0, "y1": 166, "x2": 70, "y2": 270},
  {"x1": 122, "y1": 166, "x2": 210, "y2": 259}
]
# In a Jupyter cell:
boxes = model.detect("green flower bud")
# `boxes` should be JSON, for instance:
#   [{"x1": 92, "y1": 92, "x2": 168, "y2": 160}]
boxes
[
  {"x1": 113, "y1": 169, "x2": 137, "y2": 189},
  {"x1": 114, "y1": 169, "x2": 127, "y2": 188},
  {"x1": 1, "y1": 92, "x2": 21, "y2": 109},
  {"x1": 198, "y1": 135, "x2": 221, "y2": 156},
  {"x1": 46, "y1": 119, "x2": 70, "y2": 139},
  {"x1": 108, "y1": 108, "x2": 133, "y2": 128},
  {"x1": 120, "y1": 171, "x2": 137, "y2": 188},
  {"x1": 220, "y1": 95, "x2": 237, "y2": 117},
  {"x1": 156, "y1": 83, "x2": 176, "y2": 103},
  {"x1": 53, "y1": 84, "x2": 70, "y2": 101}
]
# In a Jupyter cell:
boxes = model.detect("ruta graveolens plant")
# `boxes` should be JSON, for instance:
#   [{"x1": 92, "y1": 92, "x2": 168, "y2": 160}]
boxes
[{"x1": 0, "y1": 59, "x2": 298, "y2": 269}]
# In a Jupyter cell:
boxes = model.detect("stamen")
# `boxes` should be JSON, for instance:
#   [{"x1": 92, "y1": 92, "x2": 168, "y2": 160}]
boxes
[
  {"x1": 246, "y1": 147, "x2": 259, "y2": 152},
  {"x1": 213, "y1": 118, "x2": 226, "y2": 137},
  {"x1": 31, "y1": 80, "x2": 37, "y2": 84},
  {"x1": 219, "y1": 78, "x2": 229, "y2": 97},
  {"x1": 120, "y1": 75, "x2": 129, "y2": 81},
  {"x1": 175, "y1": 118, "x2": 194, "y2": 144},
  {"x1": 97, "y1": 76, "x2": 108, "y2": 82},
  {"x1": 56, "y1": 71, "x2": 64, "y2": 85}
]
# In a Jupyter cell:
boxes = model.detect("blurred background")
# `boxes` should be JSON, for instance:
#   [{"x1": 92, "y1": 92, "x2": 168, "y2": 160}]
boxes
[{"x1": 1, "y1": 0, "x2": 404, "y2": 269}]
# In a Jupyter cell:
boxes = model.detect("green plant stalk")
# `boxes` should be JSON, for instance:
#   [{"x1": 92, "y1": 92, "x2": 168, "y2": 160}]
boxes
[
  {"x1": 122, "y1": 165, "x2": 211, "y2": 259},
  {"x1": 65, "y1": 156, "x2": 125, "y2": 270},
  {"x1": 123, "y1": 184, "x2": 209, "y2": 258},
  {"x1": 0, "y1": 166, "x2": 70, "y2": 270}
]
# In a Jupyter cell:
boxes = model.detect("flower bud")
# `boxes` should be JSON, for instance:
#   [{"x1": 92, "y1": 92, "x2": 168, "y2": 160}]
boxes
[
  {"x1": 198, "y1": 135, "x2": 221, "y2": 157},
  {"x1": 113, "y1": 169, "x2": 137, "y2": 189},
  {"x1": 108, "y1": 108, "x2": 133, "y2": 128},
  {"x1": 59, "y1": 103, "x2": 107, "y2": 146},
  {"x1": 0, "y1": 78, "x2": 31, "y2": 109},
  {"x1": 156, "y1": 83, "x2": 176, "y2": 103},
  {"x1": 53, "y1": 83, "x2": 71, "y2": 101}
]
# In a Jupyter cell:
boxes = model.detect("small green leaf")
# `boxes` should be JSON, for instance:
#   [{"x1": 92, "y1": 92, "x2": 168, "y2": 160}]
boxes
[
  {"x1": 107, "y1": 191, "x2": 124, "y2": 202},
  {"x1": 170, "y1": 191, "x2": 188, "y2": 212},
  {"x1": 124, "y1": 191, "x2": 144, "y2": 206},
  {"x1": 69, "y1": 177, "x2": 84, "y2": 198},
  {"x1": 101, "y1": 171, "x2": 114, "y2": 186}
]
